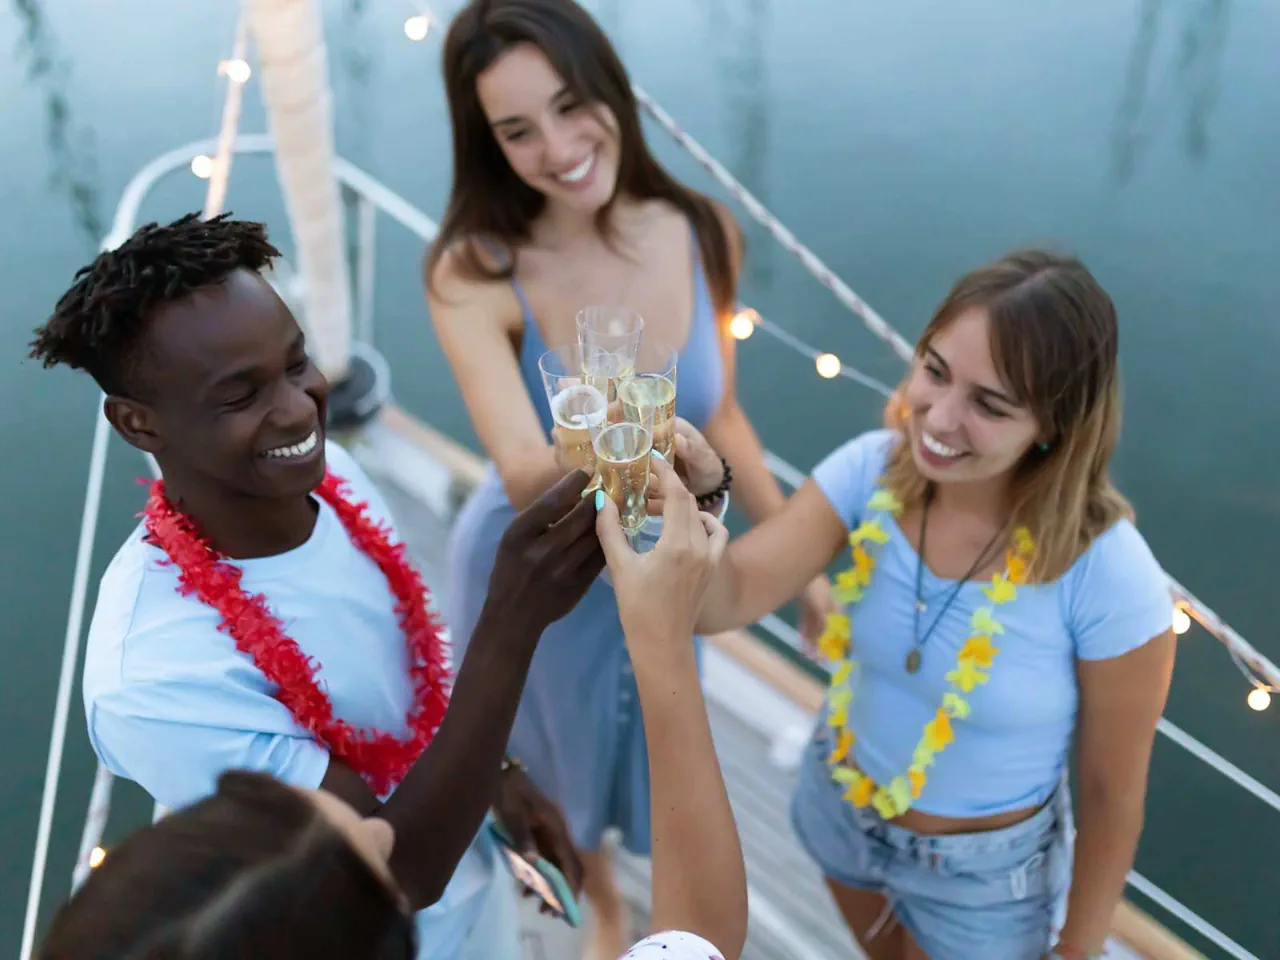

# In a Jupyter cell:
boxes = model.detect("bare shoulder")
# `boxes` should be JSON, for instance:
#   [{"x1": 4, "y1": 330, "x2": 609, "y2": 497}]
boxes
[
  {"x1": 425, "y1": 239, "x2": 522, "y2": 336},
  {"x1": 426, "y1": 237, "x2": 506, "y2": 299}
]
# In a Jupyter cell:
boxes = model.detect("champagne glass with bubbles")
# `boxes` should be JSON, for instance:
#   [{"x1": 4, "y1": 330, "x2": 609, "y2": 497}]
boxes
[
  {"x1": 593, "y1": 404, "x2": 655, "y2": 537},
  {"x1": 575, "y1": 306, "x2": 643, "y2": 409},
  {"x1": 539, "y1": 345, "x2": 609, "y2": 474},
  {"x1": 618, "y1": 340, "x2": 677, "y2": 462}
]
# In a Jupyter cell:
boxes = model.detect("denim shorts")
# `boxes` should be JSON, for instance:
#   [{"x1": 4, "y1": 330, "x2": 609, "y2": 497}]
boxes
[{"x1": 790, "y1": 728, "x2": 1072, "y2": 960}]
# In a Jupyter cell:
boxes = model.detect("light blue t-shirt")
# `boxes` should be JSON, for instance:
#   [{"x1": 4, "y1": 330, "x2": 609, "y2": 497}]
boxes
[
  {"x1": 811, "y1": 429, "x2": 1173, "y2": 817},
  {"x1": 82, "y1": 441, "x2": 498, "y2": 959}
]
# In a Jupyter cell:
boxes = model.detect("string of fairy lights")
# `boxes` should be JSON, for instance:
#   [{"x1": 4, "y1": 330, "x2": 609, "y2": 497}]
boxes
[
  {"x1": 180, "y1": 5, "x2": 1274, "y2": 715},
  {"x1": 56, "y1": 0, "x2": 1275, "y2": 911}
]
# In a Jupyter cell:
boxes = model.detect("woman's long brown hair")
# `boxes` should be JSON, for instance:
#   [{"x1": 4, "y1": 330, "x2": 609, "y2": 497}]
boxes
[
  {"x1": 883, "y1": 249, "x2": 1133, "y2": 582},
  {"x1": 425, "y1": 0, "x2": 740, "y2": 317}
]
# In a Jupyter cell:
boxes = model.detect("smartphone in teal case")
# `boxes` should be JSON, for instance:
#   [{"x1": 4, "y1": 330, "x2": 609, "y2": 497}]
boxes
[{"x1": 488, "y1": 820, "x2": 582, "y2": 928}]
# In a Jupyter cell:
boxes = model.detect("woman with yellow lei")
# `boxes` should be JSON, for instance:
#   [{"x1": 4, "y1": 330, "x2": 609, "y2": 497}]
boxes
[{"x1": 683, "y1": 250, "x2": 1176, "y2": 959}]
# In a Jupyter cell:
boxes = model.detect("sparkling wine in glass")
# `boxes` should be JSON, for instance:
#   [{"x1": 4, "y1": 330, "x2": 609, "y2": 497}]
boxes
[
  {"x1": 539, "y1": 345, "x2": 608, "y2": 473},
  {"x1": 576, "y1": 306, "x2": 643, "y2": 406},
  {"x1": 618, "y1": 341, "x2": 678, "y2": 461},
  {"x1": 593, "y1": 418, "x2": 653, "y2": 537}
]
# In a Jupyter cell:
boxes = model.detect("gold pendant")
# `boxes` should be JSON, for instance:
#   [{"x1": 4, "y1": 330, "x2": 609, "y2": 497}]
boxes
[{"x1": 905, "y1": 649, "x2": 922, "y2": 674}]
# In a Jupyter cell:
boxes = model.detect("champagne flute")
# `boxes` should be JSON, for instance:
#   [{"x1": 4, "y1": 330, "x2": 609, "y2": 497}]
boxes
[
  {"x1": 593, "y1": 405, "x2": 655, "y2": 538},
  {"x1": 617, "y1": 341, "x2": 678, "y2": 461},
  {"x1": 539, "y1": 345, "x2": 609, "y2": 474},
  {"x1": 575, "y1": 306, "x2": 643, "y2": 407}
]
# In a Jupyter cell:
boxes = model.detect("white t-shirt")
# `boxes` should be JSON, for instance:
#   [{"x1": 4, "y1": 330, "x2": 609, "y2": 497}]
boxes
[
  {"x1": 82, "y1": 440, "x2": 492, "y2": 958},
  {"x1": 622, "y1": 931, "x2": 724, "y2": 959}
]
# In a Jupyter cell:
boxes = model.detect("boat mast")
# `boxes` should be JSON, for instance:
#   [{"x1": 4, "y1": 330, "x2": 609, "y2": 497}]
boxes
[{"x1": 246, "y1": 0, "x2": 379, "y2": 425}]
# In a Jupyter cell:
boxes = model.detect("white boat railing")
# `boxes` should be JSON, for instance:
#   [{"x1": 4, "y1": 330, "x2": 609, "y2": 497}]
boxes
[
  {"x1": 18, "y1": 406, "x2": 110, "y2": 960},
  {"x1": 16, "y1": 135, "x2": 1273, "y2": 960}
]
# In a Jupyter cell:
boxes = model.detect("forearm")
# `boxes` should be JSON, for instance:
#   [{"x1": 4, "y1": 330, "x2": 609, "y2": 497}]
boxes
[
  {"x1": 695, "y1": 550, "x2": 747, "y2": 635},
  {"x1": 703, "y1": 402, "x2": 786, "y2": 524},
  {"x1": 1057, "y1": 788, "x2": 1146, "y2": 955},
  {"x1": 634, "y1": 645, "x2": 748, "y2": 959},
  {"x1": 501, "y1": 451, "x2": 568, "y2": 511},
  {"x1": 382, "y1": 604, "x2": 541, "y2": 908}
]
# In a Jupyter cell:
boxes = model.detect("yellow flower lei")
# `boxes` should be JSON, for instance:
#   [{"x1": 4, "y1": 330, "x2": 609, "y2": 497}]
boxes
[{"x1": 817, "y1": 488, "x2": 1035, "y2": 820}]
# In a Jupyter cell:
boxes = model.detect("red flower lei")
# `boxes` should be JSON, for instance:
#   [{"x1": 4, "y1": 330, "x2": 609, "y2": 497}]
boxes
[{"x1": 142, "y1": 470, "x2": 452, "y2": 797}]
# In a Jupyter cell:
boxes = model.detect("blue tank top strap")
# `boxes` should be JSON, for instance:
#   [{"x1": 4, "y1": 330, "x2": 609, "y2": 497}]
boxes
[
  {"x1": 471, "y1": 235, "x2": 540, "y2": 398},
  {"x1": 512, "y1": 264, "x2": 551, "y2": 437},
  {"x1": 468, "y1": 236, "x2": 537, "y2": 330},
  {"x1": 671, "y1": 221, "x2": 725, "y2": 430},
  {"x1": 510, "y1": 275, "x2": 537, "y2": 328}
]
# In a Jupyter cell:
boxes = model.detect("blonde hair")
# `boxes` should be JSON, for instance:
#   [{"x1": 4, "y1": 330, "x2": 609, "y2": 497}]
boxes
[{"x1": 882, "y1": 250, "x2": 1133, "y2": 582}]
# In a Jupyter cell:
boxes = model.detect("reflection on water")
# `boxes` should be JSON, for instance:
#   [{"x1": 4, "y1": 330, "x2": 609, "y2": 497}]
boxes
[
  {"x1": 335, "y1": 0, "x2": 375, "y2": 165},
  {"x1": 11, "y1": 0, "x2": 105, "y2": 247},
  {"x1": 1111, "y1": 0, "x2": 1230, "y2": 184},
  {"x1": 707, "y1": 0, "x2": 773, "y2": 288}
]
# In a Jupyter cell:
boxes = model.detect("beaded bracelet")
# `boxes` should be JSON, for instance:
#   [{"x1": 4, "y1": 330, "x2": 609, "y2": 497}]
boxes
[{"x1": 695, "y1": 456, "x2": 732, "y2": 511}]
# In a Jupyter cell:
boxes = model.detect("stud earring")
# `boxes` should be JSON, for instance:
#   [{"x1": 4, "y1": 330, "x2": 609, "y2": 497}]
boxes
[{"x1": 1039, "y1": 442, "x2": 1051, "y2": 453}]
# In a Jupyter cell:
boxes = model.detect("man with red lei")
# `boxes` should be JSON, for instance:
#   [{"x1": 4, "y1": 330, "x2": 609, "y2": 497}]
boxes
[{"x1": 29, "y1": 213, "x2": 604, "y2": 959}]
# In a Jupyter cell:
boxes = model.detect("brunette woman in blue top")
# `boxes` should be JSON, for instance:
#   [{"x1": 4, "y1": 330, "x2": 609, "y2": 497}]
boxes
[
  {"x1": 685, "y1": 250, "x2": 1177, "y2": 960},
  {"x1": 423, "y1": 2, "x2": 830, "y2": 955}
]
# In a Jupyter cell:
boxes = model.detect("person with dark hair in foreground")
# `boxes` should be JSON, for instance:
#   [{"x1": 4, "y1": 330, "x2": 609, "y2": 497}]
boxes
[
  {"x1": 29, "y1": 212, "x2": 600, "y2": 958},
  {"x1": 37, "y1": 456, "x2": 748, "y2": 960}
]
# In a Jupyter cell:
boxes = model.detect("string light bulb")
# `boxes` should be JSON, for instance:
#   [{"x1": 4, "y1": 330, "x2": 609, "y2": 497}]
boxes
[
  {"x1": 89, "y1": 846, "x2": 106, "y2": 869},
  {"x1": 219, "y1": 59, "x2": 252, "y2": 84},
  {"x1": 404, "y1": 15, "x2": 430, "y2": 40},
  {"x1": 1247, "y1": 687, "x2": 1271, "y2": 712},
  {"x1": 729, "y1": 309, "x2": 757, "y2": 340},
  {"x1": 1171, "y1": 606, "x2": 1192, "y2": 636},
  {"x1": 815, "y1": 353, "x2": 841, "y2": 379},
  {"x1": 190, "y1": 155, "x2": 214, "y2": 179}
]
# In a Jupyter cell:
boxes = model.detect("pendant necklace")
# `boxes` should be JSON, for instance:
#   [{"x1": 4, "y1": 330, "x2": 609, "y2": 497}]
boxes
[{"x1": 906, "y1": 486, "x2": 1007, "y2": 675}]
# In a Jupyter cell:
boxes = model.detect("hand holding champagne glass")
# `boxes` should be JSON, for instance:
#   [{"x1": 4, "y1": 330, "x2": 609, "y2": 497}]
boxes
[
  {"x1": 645, "y1": 418, "x2": 726, "y2": 516},
  {"x1": 594, "y1": 454, "x2": 729, "y2": 646}
]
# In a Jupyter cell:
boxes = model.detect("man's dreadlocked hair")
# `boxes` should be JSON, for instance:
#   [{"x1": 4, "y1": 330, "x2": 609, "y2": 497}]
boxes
[{"x1": 29, "y1": 212, "x2": 282, "y2": 397}]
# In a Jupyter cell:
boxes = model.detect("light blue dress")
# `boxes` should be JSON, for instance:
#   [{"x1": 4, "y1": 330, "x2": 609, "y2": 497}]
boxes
[{"x1": 445, "y1": 234, "x2": 724, "y2": 855}]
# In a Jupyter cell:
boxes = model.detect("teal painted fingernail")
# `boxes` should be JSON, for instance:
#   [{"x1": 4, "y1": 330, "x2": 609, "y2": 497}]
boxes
[
  {"x1": 651, "y1": 449, "x2": 666, "y2": 462},
  {"x1": 594, "y1": 490, "x2": 605, "y2": 511}
]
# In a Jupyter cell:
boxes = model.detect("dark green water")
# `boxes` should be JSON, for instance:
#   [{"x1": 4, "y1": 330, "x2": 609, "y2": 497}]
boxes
[{"x1": 2, "y1": 0, "x2": 1276, "y2": 955}]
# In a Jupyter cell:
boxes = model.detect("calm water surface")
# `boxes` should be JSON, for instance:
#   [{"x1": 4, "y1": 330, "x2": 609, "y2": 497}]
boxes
[{"x1": 2, "y1": 0, "x2": 1275, "y2": 954}]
